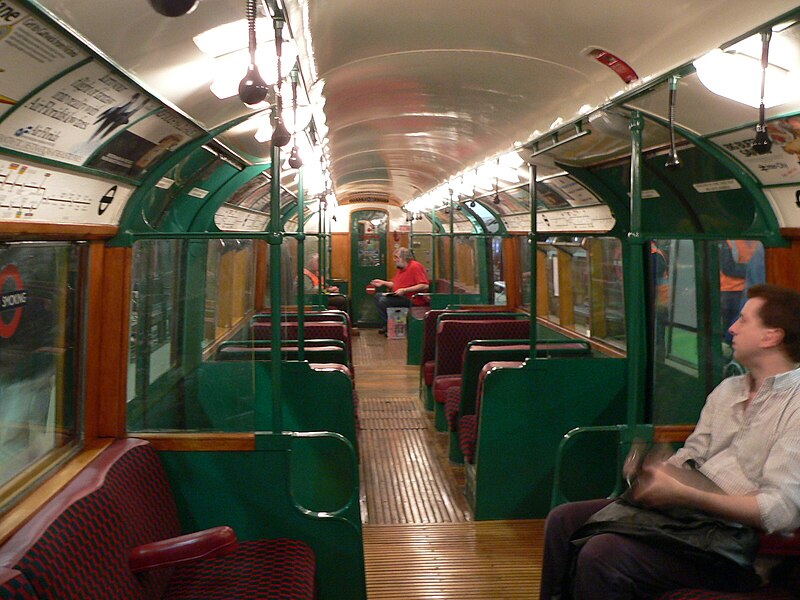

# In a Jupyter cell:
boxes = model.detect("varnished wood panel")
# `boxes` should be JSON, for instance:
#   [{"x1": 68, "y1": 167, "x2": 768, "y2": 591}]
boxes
[
  {"x1": 767, "y1": 232, "x2": 800, "y2": 293},
  {"x1": 331, "y1": 232, "x2": 350, "y2": 283},
  {"x1": 0, "y1": 222, "x2": 117, "y2": 239},
  {"x1": 137, "y1": 433, "x2": 255, "y2": 452},
  {"x1": 96, "y1": 246, "x2": 132, "y2": 437}
]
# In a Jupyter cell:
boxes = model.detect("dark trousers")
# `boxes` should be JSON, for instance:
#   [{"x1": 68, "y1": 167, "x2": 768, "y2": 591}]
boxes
[
  {"x1": 374, "y1": 292, "x2": 411, "y2": 327},
  {"x1": 541, "y1": 499, "x2": 758, "y2": 600}
]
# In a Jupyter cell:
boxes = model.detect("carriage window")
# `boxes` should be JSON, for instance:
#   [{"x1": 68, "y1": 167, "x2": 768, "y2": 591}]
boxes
[
  {"x1": 590, "y1": 238, "x2": 625, "y2": 348},
  {"x1": 128, "y1": 239, "x2": 187, "y2": 424},
  {"x1": 433, "y1": 236, "x2": 481, "y2": 295},
  {"x1": 203, "y1": 239, "x2": 257, "y2": 347},
  {"x1": 0, "y1": 242, "x2": 83, "y2": 509},
  {"x1": 530, "y1": 236, "x2": 625, "y2": 348}
]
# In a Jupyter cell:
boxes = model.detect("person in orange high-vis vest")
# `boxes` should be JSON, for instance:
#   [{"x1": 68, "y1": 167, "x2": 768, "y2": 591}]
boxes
[
  {"x1": 651, "y1": 242, "x2": 669, "y2": 356},
  {"x1": 719, "y1": 240, "x2": 758, "y2": 340},
  {"x1": 303, "y1": 253, "x2": 349, "y2": 313}
]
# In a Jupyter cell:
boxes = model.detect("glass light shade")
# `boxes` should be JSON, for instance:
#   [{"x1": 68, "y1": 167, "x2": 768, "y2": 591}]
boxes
[
  {"x1": 209, "y1": 46, "x2": 298, "y2": 100},
  {"x1": 253, "y1": 105, "x2": 314, "y2": 142},
  {"x1": 694, "y1": 49, "x2": 799, "y2": 108}
]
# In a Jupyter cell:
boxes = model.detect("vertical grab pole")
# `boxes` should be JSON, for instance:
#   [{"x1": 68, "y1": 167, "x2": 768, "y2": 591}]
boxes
[
  {"x1": 626, "y1": 111, "x2": 647, "y2": 427},
  {"x1": 296, "y1": 169, "x2": 305, "y2": 361},
  {"x1": 449, "y1": 188, "x2": 455, "y2": 295},
  {"x1": 529, "y1": 163, "x2": 537, "y2": 359},
  {"x1": 431, "y1": 207, "x2": 437, "y2": 290},
  {"x1": 269, "y1": 142, "x2": 283, "y2": 433}
]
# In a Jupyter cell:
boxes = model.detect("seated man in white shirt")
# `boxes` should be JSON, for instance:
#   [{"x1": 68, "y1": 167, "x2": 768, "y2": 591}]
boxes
[{"x1": 540, "y1": 284, "x2": 800, "y2": 600}]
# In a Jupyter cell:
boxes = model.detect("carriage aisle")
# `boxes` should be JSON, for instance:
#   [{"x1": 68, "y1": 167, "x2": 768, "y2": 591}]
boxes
[{"x1": 354, "y1": 329, "x2": 544, "y2": 599}]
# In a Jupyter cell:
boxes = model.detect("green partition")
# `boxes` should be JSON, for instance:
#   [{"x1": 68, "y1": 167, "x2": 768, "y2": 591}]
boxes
[
  {"x1": 160, "y1": 432, "x2": 366, "y2": 600},
  {"x1": 468, "y1": 356, "x2": 628, "y2": 520},
  {"x1": 430, "y1": 294, "x2": 482, "y2": 309},
  {"x1": 130, "y1": 361, "x2": 357, "y2": 450}
]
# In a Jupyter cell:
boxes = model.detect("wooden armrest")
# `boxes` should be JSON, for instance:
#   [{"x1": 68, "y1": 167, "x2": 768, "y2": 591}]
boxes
[{"x1": 129, "y1": 525, "x2": 238, "y2": 573}]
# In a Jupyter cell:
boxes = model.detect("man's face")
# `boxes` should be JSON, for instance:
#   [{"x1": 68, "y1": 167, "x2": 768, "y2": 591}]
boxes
[
  {"x1": 729, "y1": 297, "x2": 771, "y2": 365},
  {"x1": 394, "y1": 253, "x2": 407, "y2": 269}
]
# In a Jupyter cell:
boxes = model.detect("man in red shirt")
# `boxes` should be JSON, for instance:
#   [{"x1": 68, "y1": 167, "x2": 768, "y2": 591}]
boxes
[{"x1": 370, "y1": 247, "x2": 429, "y2": 335}]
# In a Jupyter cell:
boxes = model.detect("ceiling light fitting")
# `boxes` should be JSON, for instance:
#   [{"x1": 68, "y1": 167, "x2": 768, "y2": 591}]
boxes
[
  {"x1": 238, "y1": 0, "x2": 270, "y2": 107},
  {"x1": 149, "y1": 0, "x2": 199, "y2": 17},
  {"x1": 269, "y1": 19, "x2": 291, "y2": 147}
]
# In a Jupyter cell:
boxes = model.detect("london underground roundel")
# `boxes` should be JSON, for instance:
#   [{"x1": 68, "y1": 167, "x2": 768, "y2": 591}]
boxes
[{"x1": 0, "y1": 265, "x2": 26, "y2": 339}]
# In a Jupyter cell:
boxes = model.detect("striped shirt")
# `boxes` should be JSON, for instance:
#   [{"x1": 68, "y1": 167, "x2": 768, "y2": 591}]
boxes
[{"x1": 669, "y1": 367, "x2": 800, "y2": 534}]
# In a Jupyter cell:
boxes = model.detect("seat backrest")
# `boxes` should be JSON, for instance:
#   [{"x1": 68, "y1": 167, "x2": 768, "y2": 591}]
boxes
[
  {"x1": 217, "y1": 345, "x2": 347, "y2": 365},
  {"x1": 0, "y1": 439, "x2": 179, "y2": 600},
  {"x1": 474, "y1": 361, "x2": 525, "y2": 416},
  {"x1": 434, "y1": 319, "x2": 530, "y2": 377},
  {"x1": 421, "y1": 310, "x2": 523, "y2": 364}
]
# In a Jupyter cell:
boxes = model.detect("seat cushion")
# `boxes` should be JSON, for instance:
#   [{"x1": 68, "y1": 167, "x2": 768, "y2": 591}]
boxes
[
  {"x1": 458, "y1": 415, "x2": 478, "y2": 463},
  {"x1": 164, "y1": 538, "x2": 315, "y2": 600},
  {"x1": 445, "y1": 386, "x2": 462, "y2": 431},
  {"x1": 433, "y1": 376, "x2": 461, "y2": 405},
  {"x1": 423, "y1": 360, "x2": 436, "y2": 386}
]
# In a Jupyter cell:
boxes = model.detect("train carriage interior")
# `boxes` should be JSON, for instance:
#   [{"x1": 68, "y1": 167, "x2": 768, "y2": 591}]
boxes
[{"x1": 1, "y1": 0, "x2": 800, "y2": 598}]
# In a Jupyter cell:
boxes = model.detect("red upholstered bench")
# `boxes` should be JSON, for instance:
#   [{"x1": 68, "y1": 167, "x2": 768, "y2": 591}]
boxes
[
  {"x1": 420, "y1": 310, "x2": 520, "y2": 388},
  {"x1": 431, "y1": 319, "x2": 530, "y2": 430},
  {"x1": 0, "y1": 439, "x2": 316, "y2": 599}
]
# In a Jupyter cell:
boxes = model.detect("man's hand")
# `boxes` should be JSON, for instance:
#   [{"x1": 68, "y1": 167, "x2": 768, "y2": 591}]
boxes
[
  {"x1": 394, "y1": 288, "x2": 405, "y2": 296},
  {"x1": 631, "y1": 462, "x2": 690, "y2": 508}
]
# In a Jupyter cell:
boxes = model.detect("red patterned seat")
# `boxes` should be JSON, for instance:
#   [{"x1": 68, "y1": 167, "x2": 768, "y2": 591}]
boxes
[
  {"x1": 458, "y1": 415, "x2": 478, "y2": 463},
  {"x1": 0, "y1": 439, "x2": 316, "y2": 600},
  {"x1": 433, "y1": 375, "x2": 461, "y2": 406},
  {"x1": 445, "y1": 386, "x2": 463, "y2": 431},
  {"x1": 164, "y1": 538, "x2": 315, "y2": 599}
]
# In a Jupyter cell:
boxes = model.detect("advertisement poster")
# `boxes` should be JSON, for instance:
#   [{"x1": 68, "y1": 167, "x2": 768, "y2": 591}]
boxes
[
  {"x1": 711, "y1": 117, "x2": 800, "y2": 185},
  {"x1": 84, "y1": 108, "x2": 203, "y2": 179},
  {"x1": 0, "y1": 61, "x2": 151, "y2": 165},
  {"x1": 0, "y1": 156, "x2": 132, "y2": 225},
  {"x1": 0, "y1": 2, "x2": 88, "y2": 117}
]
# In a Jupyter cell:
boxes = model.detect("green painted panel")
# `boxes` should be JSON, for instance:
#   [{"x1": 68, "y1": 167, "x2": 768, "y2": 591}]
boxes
[
  {"x1": 159, "y1": 433, "x2": 366, "y2": 600},
  {"x1": 588, "y1": 146, "x2": 771, "y2": 237},
  {"x1": 129, "y1": 361, "x2": 357, "y2": 449},
  {"x1": 471, "y1": 357, "x2": 628, "y2": 519}
]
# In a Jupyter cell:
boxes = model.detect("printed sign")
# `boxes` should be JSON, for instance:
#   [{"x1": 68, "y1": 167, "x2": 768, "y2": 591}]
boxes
[
  {"x1": 0, "y1": 2, "x2": 88, "y2": 117},
  {"x1": 0, "y1": 156, "x2": 132, "y2": 224},
  {"x1": 712, "y1": 117, "x2": 800, "y2": 185},
  {"x1": 215, "y1": 204, "x2": 269, "y2": 231}
]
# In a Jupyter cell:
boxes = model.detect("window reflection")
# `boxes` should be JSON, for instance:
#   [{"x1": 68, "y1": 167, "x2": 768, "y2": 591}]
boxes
[{"x1": 0, "y1": 242, "x2": 83, "y2": 506}]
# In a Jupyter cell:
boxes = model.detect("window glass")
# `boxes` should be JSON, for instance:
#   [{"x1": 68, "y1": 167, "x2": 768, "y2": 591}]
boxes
[
  {"x1": 491, "y1": 237, "x2": 506, "y2": 305},
  {"x1": 0, "y1": 242, "x2": 83, "y2": 506},
  {"x1": 519, "y1": 235, "x2": 531, "y2": 309},
  {"x1": 453, "y1": 237, "x2": 480, "y2": 294},
  {"x1": 590, "y1": 238, "x2": 625, "y2": 348},
  {"x1": 525, "y1": 236, "x2": 625, "y2": 348}
]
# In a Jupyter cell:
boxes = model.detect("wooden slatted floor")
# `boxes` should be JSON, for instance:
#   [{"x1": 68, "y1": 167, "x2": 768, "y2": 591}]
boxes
[{"x1": 354, "y1": 329, "x2": 543, "y2": 598}]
